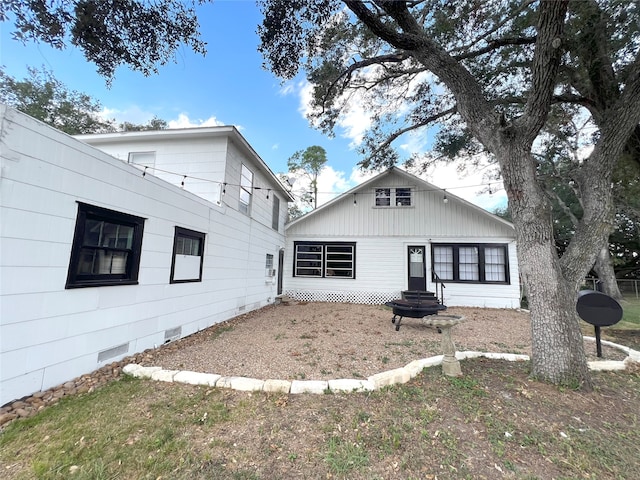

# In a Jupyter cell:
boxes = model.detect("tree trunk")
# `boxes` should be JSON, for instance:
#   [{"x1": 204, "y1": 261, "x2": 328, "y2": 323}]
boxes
[
  {"x1": 499, "y1": 144, "x2": 593, "y2": 389},
  {"x1": 593, "y1": 246, "x2": 623, "y2": 300}
]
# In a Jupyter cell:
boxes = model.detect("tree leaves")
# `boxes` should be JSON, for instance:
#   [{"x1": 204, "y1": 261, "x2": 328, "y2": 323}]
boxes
[{"x1": 2, "y1": 0, "x2": 207, "y2": 80}]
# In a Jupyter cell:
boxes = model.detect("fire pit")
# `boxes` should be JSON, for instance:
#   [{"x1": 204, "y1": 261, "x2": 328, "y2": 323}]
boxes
[{"x1": 385, "y1": 298, "x2": 447, "y2": 331}]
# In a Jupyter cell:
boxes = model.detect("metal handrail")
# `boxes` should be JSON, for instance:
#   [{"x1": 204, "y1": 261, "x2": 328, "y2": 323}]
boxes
[{"x1": 433, "y1": 272, "x2": 446, "y2": 305}]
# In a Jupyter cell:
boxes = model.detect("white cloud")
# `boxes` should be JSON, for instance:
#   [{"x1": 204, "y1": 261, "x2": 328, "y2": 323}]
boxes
[
  {"x1": 167, "y1": 113, "x2": 225, "y2": 129},
  {"x1": 295, "y1": 78, "x2": 372, "y2": 147},
  {"x1": 399, "y1": 127, "x2": 432, "y2": 156},
  {"x1": 335, "y1": 101, "x2": 372, "y2": 147},
  {"x1": 412, "y1": 157, "x2": 507, "y2": 213},
  {"x1": 279, "y1": 81, "x2": 298, "y2": 96},
  {"x1": 99, "y1": 105, "x2": 154, "y2": 125},
  {"x1": 295, "y1": 68, "x2": 441, "y2": 150},
  {"x1": 316, "y1": 166, "x2": 352, "y2": 206},
  {"x1": 100, "y1": 107, "x2": 226, "y2": 129},
  {"x1": 348, "y1": 166, "x2": 379, "y2": 186},
  {"x1": 288, "y1": 165, "x2": 356, "y2": 212}
]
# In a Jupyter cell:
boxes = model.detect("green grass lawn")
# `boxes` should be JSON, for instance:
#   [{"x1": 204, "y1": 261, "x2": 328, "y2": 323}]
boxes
[
  {"x1": 620, "y1": 295, "x2": 640, "y2": 328},
  {"x1": 1, "y1": 359, "x2": 639, "y2": 480}
]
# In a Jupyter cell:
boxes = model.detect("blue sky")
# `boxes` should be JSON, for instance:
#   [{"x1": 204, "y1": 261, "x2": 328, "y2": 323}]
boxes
[{"x1": 1, "y1": 0, "x2": 506, "y2": 211}]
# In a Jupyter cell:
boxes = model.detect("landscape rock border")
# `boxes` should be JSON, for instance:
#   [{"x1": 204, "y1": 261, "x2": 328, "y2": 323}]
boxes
[
  {"x1": 123, "y1": 338, "x2": 640, "y2": 394},
  {"x1": 1, "y1": 339, "x2": 638, "y2": 429}
]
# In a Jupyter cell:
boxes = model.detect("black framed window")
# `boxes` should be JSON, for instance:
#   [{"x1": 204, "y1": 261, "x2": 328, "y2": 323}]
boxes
[
  {"x1": 374, "y1": 187, "x2": 412, "y2": 207},
  {"x1": 170, "y1": 227, "x2": 205, "y2": 283},
  {"x1": 395, "y1": 187, "x2": 412, "y2": 206},
  {"x1": 294, "y1": 242, "x2": 356, "y2": 278},
  {"x1": 66, "y1": 203, "x2": 145, "y2": 288},
  {"x1": 432, "y1": 243, "x2": 509, "y2": 284},
  {"x1": 375, "y1": 188, "x2": 391, "y2": 206}
]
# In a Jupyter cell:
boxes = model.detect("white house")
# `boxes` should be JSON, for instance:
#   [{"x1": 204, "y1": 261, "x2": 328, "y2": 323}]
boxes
[
  {"x1": 284, "y1": 167, "x2": 520, "y2": 308},
  {"x1": 0, "y1": 106, "x2": 293, "y2": 406}
]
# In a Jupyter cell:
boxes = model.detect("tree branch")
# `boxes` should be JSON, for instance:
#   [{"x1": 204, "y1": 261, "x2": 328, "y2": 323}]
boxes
[
  {"x1": 453, "y1": 36, "x2": 537, "y2": 61},
  {"x1": 344, "y1": 0, "x2": 500, "y2": 151},
  {"x1": 369, "y1": 106, "x2": 457, "y2": 156},
  {"x1": 450, "y1": 0, "x2": 537, "y2": 55},
  {"x1": 518, "y1": 0, "x2": 569, "y2": 142}
]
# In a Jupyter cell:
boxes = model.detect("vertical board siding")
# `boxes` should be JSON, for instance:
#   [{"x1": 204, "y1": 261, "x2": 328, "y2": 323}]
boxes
[
  {"x1": 284, "y1": 169, "x2": 520, "y2": 309},
  {"x1": 0, "y1": 107, "x2": 286, "y2": 405}
]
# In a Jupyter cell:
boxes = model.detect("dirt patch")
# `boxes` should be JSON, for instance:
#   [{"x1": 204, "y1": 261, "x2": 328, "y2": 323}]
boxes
[{"x1": 140, "y1": 303, "x2": 630, "y2": 381}]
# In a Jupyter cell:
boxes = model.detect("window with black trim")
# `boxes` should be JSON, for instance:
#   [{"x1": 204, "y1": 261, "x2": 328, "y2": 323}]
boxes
[
  {"x1": 66, "y1": 203, "x2": 145, "y2": 288},
  {"x1": 170, "y1": 227, "x2": 205, "y2": 283},
  {"x1": 294, "y1": 242, "x2": 356, "y2": 278},
  {"x1": 374, "y1": 187, "x2": 412, "y2": 207},
  {"x1": 432, "y1": 243, "x2": 509, "y2": 284}
]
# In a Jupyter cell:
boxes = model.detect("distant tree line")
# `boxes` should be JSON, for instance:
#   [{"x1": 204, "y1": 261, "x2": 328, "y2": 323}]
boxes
[{"x1": 0, "y1": 66, "x2": 168, "y2": 134}]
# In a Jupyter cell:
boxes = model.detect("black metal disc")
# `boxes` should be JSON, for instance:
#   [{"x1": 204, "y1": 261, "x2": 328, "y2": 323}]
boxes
[{"x1": 576, "y1": 290, "x2": 623, "y2": 327}]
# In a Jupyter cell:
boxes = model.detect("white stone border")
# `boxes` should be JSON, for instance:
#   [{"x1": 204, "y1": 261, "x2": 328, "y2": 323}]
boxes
[{"x1": 123, "y1": 340, "x2": 639, "y2": 394}]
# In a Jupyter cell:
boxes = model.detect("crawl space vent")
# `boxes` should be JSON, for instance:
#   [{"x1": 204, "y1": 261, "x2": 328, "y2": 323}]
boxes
[
  {"x1": 97, "y1": 343, "x2": 129, "y2": 363},
  {"x1": 164, "y1": 326, "x2": 182, "y2": 344}
]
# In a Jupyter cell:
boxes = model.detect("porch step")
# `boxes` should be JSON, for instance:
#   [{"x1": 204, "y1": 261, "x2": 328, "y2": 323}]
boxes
[{"x1": 401, "y1": 290, "x2": 439, "y2": 303}]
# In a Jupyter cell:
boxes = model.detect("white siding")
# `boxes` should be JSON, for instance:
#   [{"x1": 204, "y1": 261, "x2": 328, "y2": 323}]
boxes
[
  {"x1": 284, "y1": 169, "x2": 520, "y2": 308},
  {"x1": 77, "y1": 135, "x2": 227, "y2": 206},
  {"x1": 0, "y1": 107, "x2": 285, "y2": 405},
  {"x1": 80, "y1": 131, "x2": 289, "y2": 235},
  {"x1": 287, "y1": 174, "x2": 514, "y2": 238},
  {"x1": 284, "y1": 236, "x2": 520, "y2": 308}
]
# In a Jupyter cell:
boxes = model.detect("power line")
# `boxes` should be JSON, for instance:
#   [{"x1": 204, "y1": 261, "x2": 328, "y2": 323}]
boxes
[{"x1": 135, "y1": 163, "x2": 503, "y2": 201}]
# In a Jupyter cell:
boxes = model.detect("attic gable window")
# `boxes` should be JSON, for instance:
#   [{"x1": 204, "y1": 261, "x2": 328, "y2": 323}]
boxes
[
  {"x1": 375, "y1": 188, "x2": 391, "y2": 206},
  {"x1": 374, "y1": 187, "x2": 412, "y2": 207}
]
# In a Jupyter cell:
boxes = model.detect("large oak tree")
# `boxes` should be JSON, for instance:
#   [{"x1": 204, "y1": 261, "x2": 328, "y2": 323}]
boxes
[{"x1": 258, "y1": 0, "x2": 640, "y2": 387}]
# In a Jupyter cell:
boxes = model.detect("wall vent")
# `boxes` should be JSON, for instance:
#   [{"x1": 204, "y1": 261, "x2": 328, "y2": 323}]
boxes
[
  {"x1": 97, "y1": 343, "x2": 129, "y2": 363},
  {"x1": 164, "y1": 326, "x2": 182, "y2": 344}
]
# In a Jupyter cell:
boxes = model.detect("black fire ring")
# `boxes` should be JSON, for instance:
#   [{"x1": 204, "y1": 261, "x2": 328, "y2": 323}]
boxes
[{"x1": 385, "y1": 299, "x2": 447, "y2": 331}]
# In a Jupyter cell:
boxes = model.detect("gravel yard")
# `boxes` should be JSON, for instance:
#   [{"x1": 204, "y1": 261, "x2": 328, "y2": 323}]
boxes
[{"x1": 138, "y1": 302, "x2": 624, "y2": 381}]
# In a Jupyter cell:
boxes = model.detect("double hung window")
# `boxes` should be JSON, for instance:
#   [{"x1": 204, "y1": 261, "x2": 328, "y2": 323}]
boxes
[
  {"x1": 128, "y1": 151, "x2": 156, "y2": 175},
  {"x1": 265, "y1": 254, "x2": 275, "y2": 277},
  {"x1": 294, "y1": 242, "x2": 355, "y2": 278},
  {"x1": 272, "y1": 195, "x2": 280, "y2": 231},
  {"x1": 432, "y1": 244, "x2": 509, "y2": 284},
  {"x1": 239, "y1": 164, "x2": 253, "y2": 214},
  {"x1": 66, "y1": 203, "x2": 145, "y2": 288},
  {"x1": 170, "y1": 227, "x2": 205, "y2": 283}
]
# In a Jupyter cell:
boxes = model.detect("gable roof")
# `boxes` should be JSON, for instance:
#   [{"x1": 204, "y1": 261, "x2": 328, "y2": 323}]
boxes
[
  {"x1": 76, "y1": 126, "x2": 295, "y2": 202},
  {"x1": 286, "y1": 166, "x2": 513, "y2": 231}
]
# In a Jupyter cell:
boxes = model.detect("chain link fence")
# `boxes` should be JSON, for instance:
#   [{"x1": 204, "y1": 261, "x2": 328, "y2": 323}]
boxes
[{"x1": 584, "y1": 277, "x2": 640, "y2": 298}]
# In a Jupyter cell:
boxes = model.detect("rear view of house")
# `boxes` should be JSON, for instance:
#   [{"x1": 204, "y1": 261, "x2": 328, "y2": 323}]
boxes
[
  {"x1": 284, "y1": 167, "x2": 520, "y2": 308},
  {"x1": 0, "y1": 106, "x2": 292, "y2": 405}
]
